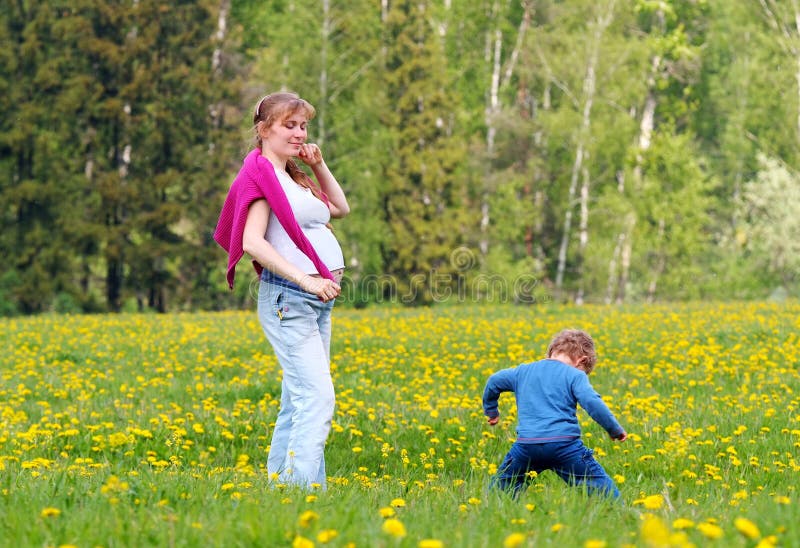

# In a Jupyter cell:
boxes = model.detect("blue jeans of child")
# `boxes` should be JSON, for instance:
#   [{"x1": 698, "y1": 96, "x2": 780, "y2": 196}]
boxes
[
  {"x1": 492, "y1": 438, "x2": 620, "y2": 499},
  {"x1": 257, "y1": 275, "x2": 335, "y2": 489}
]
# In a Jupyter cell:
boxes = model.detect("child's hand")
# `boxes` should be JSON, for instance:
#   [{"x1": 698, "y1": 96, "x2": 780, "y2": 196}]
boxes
[
  {"x1": 487, "y1": 415, "x2": 500, "y2": 426},
  {"x1": 612, "y1": 430, "x2": 627, "y2": 442}
]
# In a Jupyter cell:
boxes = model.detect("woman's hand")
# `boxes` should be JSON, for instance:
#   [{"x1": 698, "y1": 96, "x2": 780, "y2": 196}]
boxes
[
  {"x1": 297, "y1": 143, "x2": 323, "y2": 167},
  {"x1": 301, "y1": 274, "x2": 341, "y2": 303}
]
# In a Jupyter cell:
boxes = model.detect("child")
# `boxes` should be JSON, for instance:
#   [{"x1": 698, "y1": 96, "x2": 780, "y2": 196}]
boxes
[{"x1": 483, "y1": 329, "x2": 627, "y2": 498}]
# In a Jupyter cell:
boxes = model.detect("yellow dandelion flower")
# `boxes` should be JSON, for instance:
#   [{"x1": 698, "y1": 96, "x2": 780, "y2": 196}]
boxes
[
  {"x1": 633, "y1": 494, "x2": 664, "y2": 509},
  {"x1": 584, "y1": 541, "x2": 606, "y2": 548},
  {"x1": 379, "y1": 507, "x2": 396, "y2": 518},
  {"x1": 672, "y1": 518, "x2": 695, "y2": 530},
  {"x1": 667, "y1": 531, "x2": 692, "y2": 546},
  {"x1": 551, "y1": 523, "x2": 564, "y2": 533},
  {"x1": 292, "y1": 535, "x2": 314, "y2": 548},
  {"x1": 390, "y1": 497, "x2": 406, "y2": 508},
  {"x1": 40, "y1": 507, "x2": 61, "y2": 518},
  {"x1": 419, "y1": 540, "x2": 444, "y2": 548},
  {"x1": 756, "y1": 535, "x2": 779, "y2": 547},
  {"x1": 298, "y1": 510, "x2": 319, "y2": 528},
  {"x1": 382, "y1": 518, "x2": 407, "y2": 538},
  {"x1": 503, "y1": 533, "x2": 526, "y2": 548},
  {"x1": 317, "y1": 529, "x2": 338, "y2": 544},
  {"x1": 734, "y1": 517, "x2": 760, "y2": 540},
  {"x1": 697, "y1": 522, "x2": 724, "y2": 540},
  {"x1": 306, "y1": 495, "x2": 317, "y2": 503},
  {"x1": 467, "y1": 497, "x2": 481, "y2": 506},
  {"x1": 774, "y1": 495, "x2": 790, "y2": 504},
  {"x1": 641, "y1": 515, "x2": 670, "y2": 546}
]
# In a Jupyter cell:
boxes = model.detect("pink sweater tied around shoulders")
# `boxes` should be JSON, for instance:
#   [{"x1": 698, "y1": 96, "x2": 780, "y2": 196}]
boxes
[{"x1": 213, "y1": 149, "x2": 334, "y2": 289}]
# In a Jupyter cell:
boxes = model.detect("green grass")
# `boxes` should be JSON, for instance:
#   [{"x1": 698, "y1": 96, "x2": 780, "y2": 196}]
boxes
[{"x1": 1, "y1": 302, "x2": 798, "y2": 547}]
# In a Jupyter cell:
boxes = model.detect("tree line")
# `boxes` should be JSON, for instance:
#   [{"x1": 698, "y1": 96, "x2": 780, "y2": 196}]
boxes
[{"x1": 1, "y1": 0, "x2": 798, "y2": 314}]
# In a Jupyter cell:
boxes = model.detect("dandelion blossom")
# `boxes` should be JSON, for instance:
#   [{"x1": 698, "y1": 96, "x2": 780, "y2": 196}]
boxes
[
  {"x1": 734, "y1": 517, "x2": 760, "y2": 540},
  {"x1": 40, "y1": 507, "x2": 61, "y2": 518},
  {"x1": 390, "y1": 498, "x2": 406, "y2": 508},
  {"x1": 292, "y1": 536, "x2": 314, "y2": 548},
  {"x1": 382, "y1": 518, "x2": 407, "y2": 538},
  {"x1": 317, "y1": 530, "x2": 338, "y2": 544},
  {"x1": 672, "y1": 518, "x2": 695, "y2": 530},
  {"x1": 419, "y1": 540, "x2": 444, "y2": 548},
  {"x1": 297, "y1": 510, "x2": 319, "y2": 528},
  {"x1": 697, "y1": 522, "x2": 724, "y2": 540},
  {"x1": 640, "y1": 515, "x2": 670, "y2": 546},
  {"x1": 379, "y1": 507, "x2": 396, "y2": 518},
  {"x1": 503, "y1": 533, "x2": 526, "y2": 548},
  {"x1": 633, "y1": 494, "x2": 664, "y2": 509},
  {"x1": 584, "y1": 541, "x2": 607, "y2": 548}
]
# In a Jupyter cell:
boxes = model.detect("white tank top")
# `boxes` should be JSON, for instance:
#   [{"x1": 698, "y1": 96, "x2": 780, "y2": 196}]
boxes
[{"x1": 265, "y1": 169, "x2": 345, "y2": 274}]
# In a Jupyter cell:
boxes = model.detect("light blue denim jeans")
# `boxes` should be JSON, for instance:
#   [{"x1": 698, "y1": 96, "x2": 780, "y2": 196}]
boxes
[{"x1": 257, "y1": 274, "x2": 335, "y2": 489}]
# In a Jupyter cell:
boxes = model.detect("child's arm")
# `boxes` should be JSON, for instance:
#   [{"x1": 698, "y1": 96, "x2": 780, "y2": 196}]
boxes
[
  {"x1": 482, "y1": 368, "x2": 516, "y2": 425},
  {"x1": 573, "y1": 375, "x2": 626, "y2": 440}
]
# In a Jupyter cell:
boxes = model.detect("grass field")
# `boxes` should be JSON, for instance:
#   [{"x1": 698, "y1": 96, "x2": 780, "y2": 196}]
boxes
[{"x1": 1, "y1": 302, "x2": 798, "y2": 547}]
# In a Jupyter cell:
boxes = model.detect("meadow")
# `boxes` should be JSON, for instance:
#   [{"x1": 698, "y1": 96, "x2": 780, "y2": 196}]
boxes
[{"x1": 0, "y1": 302, "x2": 798, "y2": 547}]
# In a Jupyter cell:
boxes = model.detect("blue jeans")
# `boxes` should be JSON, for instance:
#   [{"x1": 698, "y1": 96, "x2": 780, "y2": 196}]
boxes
[
  {"x1": 491, "y1": 439, "x2": 620, "y2": 499},
  {"x1": 257, "y1": 276, "x2": 335, "y2": 489}
]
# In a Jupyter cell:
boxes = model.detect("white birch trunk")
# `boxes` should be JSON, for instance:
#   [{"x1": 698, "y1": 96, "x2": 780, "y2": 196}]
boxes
[
  {"x1": 211, "y1": 0, "x2": 229, "y2": 76},
  {"x1": 613, "y1": 54, "x2": 658, "y2": 303},
  {"x1": 575, "y1": 166, "x2": 590, "y2": 305},
  {"x1": 616, "y1": 214, "x2": 634, "y2": 304},
  {"x1": 555, "y1": 4, "x2": 614, "y2": 293},
  {"x1": 480, "y1": 26, "x2": 502, "y2": 257},
  {"x1": 210, "y1": 0, "x2": 229, "y2": 135},
  {"x1": 318, "y1": 0, "x2": 330, "y2": 146},
  {"x1": 759, "y1": 0, "x2": 800, "y2": 143},
  {"x1": 480, "y1": 1, "x2": 531, "y2": 258},
  {"x1": 646, "y1": 217, "x2": 666, "y2": 302},
  {"x1": 605, "y1": 232, "x2": 623, "y2": 304}
]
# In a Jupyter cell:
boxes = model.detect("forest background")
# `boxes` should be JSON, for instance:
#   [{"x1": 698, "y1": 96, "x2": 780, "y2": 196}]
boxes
[{"x1": 2, "y1": 0, "x2": 799, "y2": 315}]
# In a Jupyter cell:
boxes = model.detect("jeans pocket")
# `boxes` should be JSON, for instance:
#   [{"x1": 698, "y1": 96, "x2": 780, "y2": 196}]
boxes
[{"x1": 278, "y1": 291, "x2": 317, "y2": 348}]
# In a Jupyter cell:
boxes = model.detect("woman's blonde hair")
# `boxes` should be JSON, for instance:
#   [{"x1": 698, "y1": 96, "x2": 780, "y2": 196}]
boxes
[
  {"x1": 547, "y1": 329, "x2": 597, "y2": 373},
  {"x1": 253, "y1": 92, "x2": 325, "y2": 202}
]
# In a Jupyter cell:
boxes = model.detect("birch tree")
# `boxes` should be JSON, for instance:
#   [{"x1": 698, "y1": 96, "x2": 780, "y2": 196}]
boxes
[
  {"x1": 758, "y1": 0, "x2": 800, "y2": 147},
  {"x1": 554, "y1": 0, "x2": 616, "y2": 298}
]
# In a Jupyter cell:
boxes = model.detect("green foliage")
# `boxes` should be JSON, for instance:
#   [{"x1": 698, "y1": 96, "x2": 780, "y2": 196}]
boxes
[
  {"x1": 736, "y1": 155, "x2": 800, "y2": 290},
  {"x1": 2, "y1": 0, "x2": 799, "y2": 312}
]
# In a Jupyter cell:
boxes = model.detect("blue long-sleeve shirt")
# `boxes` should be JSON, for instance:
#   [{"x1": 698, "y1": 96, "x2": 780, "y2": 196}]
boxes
[{"x1": 482, "y1": 359, "x2": 624, "y2": 443}]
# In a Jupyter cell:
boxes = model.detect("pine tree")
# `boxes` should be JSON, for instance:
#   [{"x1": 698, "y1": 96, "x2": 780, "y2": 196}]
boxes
[{"x1": 380, "y1": 0, "x2": 469, "y2": 304}]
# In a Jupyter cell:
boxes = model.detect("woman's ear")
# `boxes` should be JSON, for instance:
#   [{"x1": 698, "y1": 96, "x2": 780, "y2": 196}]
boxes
[{"x1": 256, "y1": 121, "x2": 268, "y2": 140}]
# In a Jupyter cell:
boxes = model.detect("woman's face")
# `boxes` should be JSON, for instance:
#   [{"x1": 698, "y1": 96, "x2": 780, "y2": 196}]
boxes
[{"x1": 261, "y1": 112, "x2": 308, "y2": 161}]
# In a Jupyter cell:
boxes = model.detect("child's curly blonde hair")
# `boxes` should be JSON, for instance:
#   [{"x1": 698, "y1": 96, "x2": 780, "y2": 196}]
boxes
[{"x1": 547, "y1": 329, "x2": 597, "y2": 373}]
